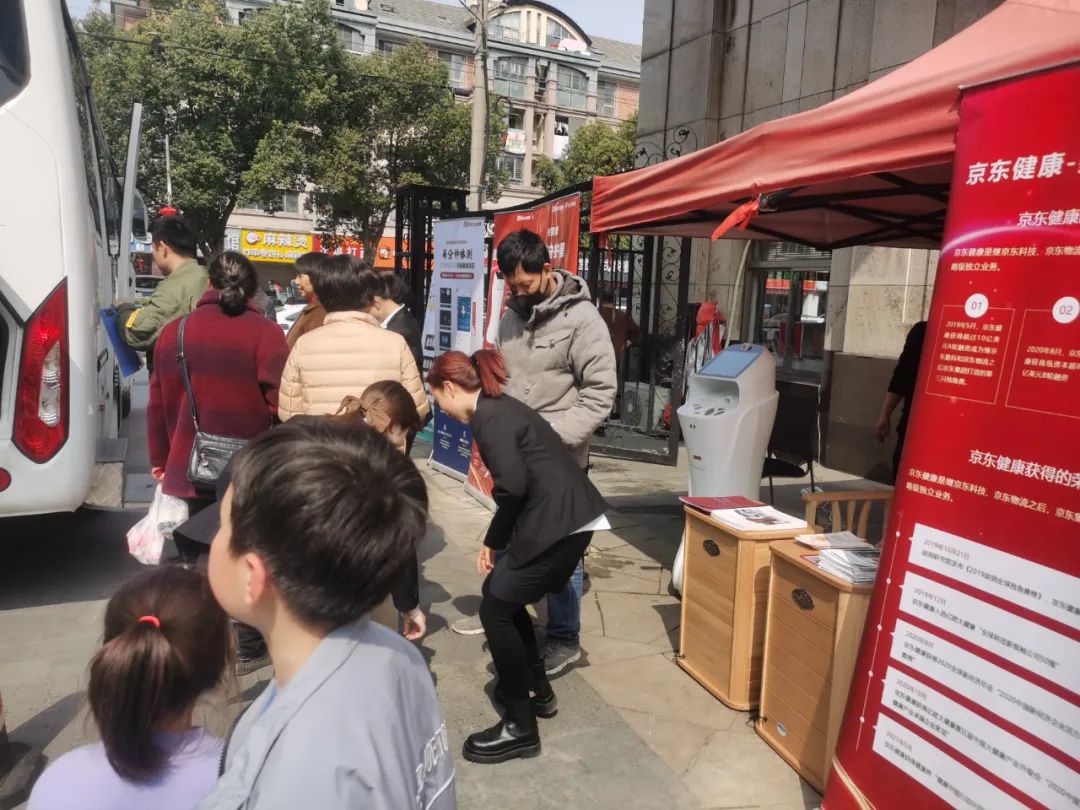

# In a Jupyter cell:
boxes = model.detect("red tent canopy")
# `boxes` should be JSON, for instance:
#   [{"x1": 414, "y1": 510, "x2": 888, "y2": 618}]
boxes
[{"x1": 591, "y1": 0, "x2": 1080, "y2": 249}]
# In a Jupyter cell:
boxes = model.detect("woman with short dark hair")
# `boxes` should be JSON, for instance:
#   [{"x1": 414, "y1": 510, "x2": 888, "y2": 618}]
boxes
[
  {"x1": 427, "y1": 349, "x2": 608, "y2": 764},
  {"x1": 277, "y1": 255, "x2": 429, "y2": 422},
  {"x1": 285, "y1": 251, "x2": 328, "y2": 348}
]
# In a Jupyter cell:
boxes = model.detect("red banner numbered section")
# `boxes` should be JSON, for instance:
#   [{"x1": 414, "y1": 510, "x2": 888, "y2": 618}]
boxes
[
  {"x1": 824, "y1": 66, "x2": 1080, "y2": 809},
  {"x1": 467, "y1": 193, "x2": 582, "y2": 505}
]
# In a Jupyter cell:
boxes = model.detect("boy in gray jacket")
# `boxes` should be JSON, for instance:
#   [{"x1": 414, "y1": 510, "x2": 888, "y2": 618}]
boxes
[{"x1": 198, "y1": 419, "x2": 455, "y2": 810}]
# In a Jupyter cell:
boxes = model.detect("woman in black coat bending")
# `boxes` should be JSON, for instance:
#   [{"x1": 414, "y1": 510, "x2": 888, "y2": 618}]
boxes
[{"x1": 428, "y1": 349, "x2": 607, "y2": 764}]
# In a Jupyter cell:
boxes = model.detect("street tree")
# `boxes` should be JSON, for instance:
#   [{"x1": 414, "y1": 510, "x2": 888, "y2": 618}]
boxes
[
  {"x1": 533, "y1": 112, "x2": 638, "y2": 194},
  {"x1": 80, "y1": 0, "x2": 343, "y2": 256},
  {"x1": 244, "y1": 39, "x2": 507, "y2": 258}
]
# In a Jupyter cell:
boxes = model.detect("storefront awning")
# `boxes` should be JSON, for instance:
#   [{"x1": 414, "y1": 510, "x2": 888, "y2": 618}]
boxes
[{"x1": 591, "y1": 0, "x2": 1080, "y2": 249}]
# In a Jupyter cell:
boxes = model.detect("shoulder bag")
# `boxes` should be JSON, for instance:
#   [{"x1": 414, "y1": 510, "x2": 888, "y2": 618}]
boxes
[{"x1": 177, "y1": 315, "x2": 249, "y2": 490}]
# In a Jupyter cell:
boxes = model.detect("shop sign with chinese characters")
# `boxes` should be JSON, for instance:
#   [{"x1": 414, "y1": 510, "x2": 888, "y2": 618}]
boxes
[
  {"x1": 239, "y1": 229, "x2": 314, "y2": 263},
  {"x1": 825, "y1": 66, "x2": 1080, "y2": 810}
]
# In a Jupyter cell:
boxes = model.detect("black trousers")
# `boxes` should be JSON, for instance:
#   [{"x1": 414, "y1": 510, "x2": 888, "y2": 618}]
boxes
[
  {"x1": 176, "y1": 497, "x2": 213, "y2": 560},
  {"x1": 177, "y1": 498, "x2": 266, "y2": 660},
  {"x1": 480, "y1": 532, "x2": 593, "y2": 700}
]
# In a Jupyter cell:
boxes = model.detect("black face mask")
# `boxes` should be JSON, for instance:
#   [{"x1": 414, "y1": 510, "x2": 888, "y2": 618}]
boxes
[{"x1": 512, "y1": 290, "x2": 547, "y2": 315}]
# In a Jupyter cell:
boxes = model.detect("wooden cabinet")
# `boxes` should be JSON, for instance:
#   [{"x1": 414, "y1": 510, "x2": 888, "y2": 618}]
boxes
[
  {"x1": 756, "y1": 540, "x2": 873, "y2": 792},
  {"x1": 677, "y1": 509, "x2": 810, "y2": 711}
]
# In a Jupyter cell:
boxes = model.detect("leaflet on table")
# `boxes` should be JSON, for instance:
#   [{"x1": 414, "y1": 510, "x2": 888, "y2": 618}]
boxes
[
  {"x1": 709, "y1": 505, "x2": 807, "y2": 533},
  {"x1": 814, "y1": 548, "x2": 880, "y2": 583},
  {"x1": 678, "y1": 495, "x2": 763, "y2": 514},
  {"x1": 796, "y1": 531, "x2": 871, "y2": 550}
]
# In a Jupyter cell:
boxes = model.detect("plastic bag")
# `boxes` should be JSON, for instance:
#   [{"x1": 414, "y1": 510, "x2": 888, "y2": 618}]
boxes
[{"x1": 126, "y1": 484, "x2": 189, "y2": 565}]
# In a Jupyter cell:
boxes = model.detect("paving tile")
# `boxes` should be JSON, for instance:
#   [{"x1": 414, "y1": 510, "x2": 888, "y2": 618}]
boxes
[
  {"x1": 681, "y1": 727, "x2": 821, "y2": 808},
  {"x1": 588, "y1": 591, "x2": 682, "y2": 645},
  {"x1": 578, "y1": 653, "x2": 741, "y2": 732},
  {"x1": 577, "y1": 634, "x2": 670, "y2": 666},
  {"x1": 614, "y1": 706, "x2": 719, "y2": 775},
  {"x1": 584, "y1": 553, "x2": 663, "y2": 596}
]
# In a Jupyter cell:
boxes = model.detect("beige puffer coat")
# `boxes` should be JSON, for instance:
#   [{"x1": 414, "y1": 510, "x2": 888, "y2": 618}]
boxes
[{"x1": 278, "y1": 311, "x2": 430, "y2": 422}]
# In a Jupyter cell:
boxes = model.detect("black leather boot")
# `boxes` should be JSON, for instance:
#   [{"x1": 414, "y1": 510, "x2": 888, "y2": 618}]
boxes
[
  {"x1": 462, "y1": 698, "x2": 540, "y2": 764},
  {"x1": 528, "y1": 661, "x2": 558, "y2": 718},
  {"x1": 493, "y1": 662, "x2": 558, "y2": 718},
  {"x1": 493, "y1": 682, "x2": 558, "y2": 718}
]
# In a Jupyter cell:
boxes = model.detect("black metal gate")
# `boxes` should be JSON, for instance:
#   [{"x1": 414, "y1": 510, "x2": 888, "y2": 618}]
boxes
[
  {"x1": 396, "y1": 182, "x2": 692, "y2": 466},
  {"x1": 579, "y1": 189, "x2": 691, "y2": 465},
  {"x1": 394, "y1": 184, "x2": 468, "y2": 317}
]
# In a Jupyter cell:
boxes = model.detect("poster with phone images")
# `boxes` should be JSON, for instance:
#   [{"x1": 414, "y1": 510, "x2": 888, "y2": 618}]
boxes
[
  {"x1": 465, "y1": 193, "x2": 582, "y2": 507},
  {"x1": 824, "y1": 65, "x2": 1080, "y2": 810},
  {"x1": 422, "y1": 217, "x2": 486, "y2": 480}
]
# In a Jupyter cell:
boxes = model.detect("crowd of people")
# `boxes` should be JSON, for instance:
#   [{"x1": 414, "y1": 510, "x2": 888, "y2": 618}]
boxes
[{"x1": 26, "y1": 218, "x2": 617, "y2": 809}]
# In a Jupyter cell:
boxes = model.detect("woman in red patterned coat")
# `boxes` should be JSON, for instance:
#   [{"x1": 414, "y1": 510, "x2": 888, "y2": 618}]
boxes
[{"x1": 147, "y1": 251, "x2": 289, "y2": 562}]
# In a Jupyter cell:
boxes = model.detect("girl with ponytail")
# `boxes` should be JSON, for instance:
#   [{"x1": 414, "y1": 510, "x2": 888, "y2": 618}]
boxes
[
  {"x1": 28, "y1": 568, "x2": 230, "y2": 809},
  {"x1": 427, "y1": 350, "x2": 607, "y2": 765},
  {"x1": 330, "y1": 381, "x2": 426, "y2": 640}
]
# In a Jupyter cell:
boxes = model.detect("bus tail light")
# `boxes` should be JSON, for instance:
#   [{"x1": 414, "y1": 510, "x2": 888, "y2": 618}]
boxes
[{"x1": 14, "y1": 280, "x2": 69, "y2": 462}]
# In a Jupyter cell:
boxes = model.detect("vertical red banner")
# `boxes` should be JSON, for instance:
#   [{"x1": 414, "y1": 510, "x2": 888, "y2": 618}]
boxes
[
  {"x1": 468, "y1": 193, "x2": 583, "y2": 505},
  {"x1": 825, "y1": 67, "x2": 1080, "y2": 809}
]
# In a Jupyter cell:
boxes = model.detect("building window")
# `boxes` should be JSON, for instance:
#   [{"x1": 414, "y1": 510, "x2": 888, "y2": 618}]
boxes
[
  {"x1": 282, "y1": 191, "x2": 300, "y2": 214},
  {"x1": 557, "y1": 65, "x2": 588, "y2": 110},
  {"x1": 379, "y1": 40, "x2": 400, "y2": 56},
  {"x1": 546, "y1": 18, "x2": 572, "y2": 48},
  {"x1": 505, "y1": 106, "x2": 525, "y2": 131},
  {"x1": 746, "y1": 243, "x2": 832, "y2": 380},
  {"x1": 493, "y1": 56, "x2": 528, "y2": 99},
  {"x1": 598, "y1": 81, "x2": 616, "y2": 117},
  {"x1": 488, "y1": 10, "x2": 520, "y2": 42},
  {"x1": 497, "y1": 153, "x2": 524, "y2": 186},
  {"x1": 438, "y1": 51, "x2": 467, "y2": 89},
  {"x1": 338, "y1": 25, "x2": 364, "y2": 53}
]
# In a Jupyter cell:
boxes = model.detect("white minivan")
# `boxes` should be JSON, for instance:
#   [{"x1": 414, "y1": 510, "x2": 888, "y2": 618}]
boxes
[{"x1": 0, "y1": 0, "x2": 136, "y2": 515}]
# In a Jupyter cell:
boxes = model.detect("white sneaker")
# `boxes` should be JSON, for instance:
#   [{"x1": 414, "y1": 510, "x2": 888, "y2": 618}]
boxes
[{"x1": 451, "y1": 615, "x2": 486, "y2": 636}]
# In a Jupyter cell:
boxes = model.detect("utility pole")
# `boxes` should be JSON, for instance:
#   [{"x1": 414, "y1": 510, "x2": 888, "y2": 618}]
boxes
[
  {"x1": 467, "y1": 0, "x2": 489, "y2": 210},
  {"x1": 164, "y1": 133, "x2": 173, "y2": 206}
]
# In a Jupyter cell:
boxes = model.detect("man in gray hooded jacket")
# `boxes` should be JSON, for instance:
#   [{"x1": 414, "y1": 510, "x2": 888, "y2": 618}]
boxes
[{"x1": 477, "y1": 228, "x2": 616, "y2": 676}]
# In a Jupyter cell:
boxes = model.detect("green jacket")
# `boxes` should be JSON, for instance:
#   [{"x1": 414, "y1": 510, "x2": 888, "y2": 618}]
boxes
[{"x1": 119, "y1": 259, "x2": 208, "y2": 351}]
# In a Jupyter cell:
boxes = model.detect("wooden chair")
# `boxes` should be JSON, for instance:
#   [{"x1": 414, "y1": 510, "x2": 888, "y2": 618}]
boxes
[{"x1": 802, "y1": 488, "x2": 895, "y2": 543}]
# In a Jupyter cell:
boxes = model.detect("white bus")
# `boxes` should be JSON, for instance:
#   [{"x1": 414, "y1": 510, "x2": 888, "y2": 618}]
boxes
[{"x1": 0, "y1": 0, "x2": 136, "y2": 516}]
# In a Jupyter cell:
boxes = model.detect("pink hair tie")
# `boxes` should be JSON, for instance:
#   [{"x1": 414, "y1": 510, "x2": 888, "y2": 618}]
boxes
[{"x1": 138, "y1": 615, "x2": 161, "y2": 629}]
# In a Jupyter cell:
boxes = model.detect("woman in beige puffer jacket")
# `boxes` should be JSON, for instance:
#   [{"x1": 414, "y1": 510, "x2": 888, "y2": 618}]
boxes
[{"x1": 277, "y1": 256, "x2": 429, "y2": 423}]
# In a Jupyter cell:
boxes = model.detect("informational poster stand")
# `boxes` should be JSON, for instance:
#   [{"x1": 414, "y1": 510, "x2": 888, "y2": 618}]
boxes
[
  {"x1": 464, "y1": 193, "x2": 582, "y2": 507},
  {"x1": 824, "y1": 65, "x2": 1080, "y2": 809},
  {"x1": 422, "y1": 217, "x2": 486, "y2": 480}
]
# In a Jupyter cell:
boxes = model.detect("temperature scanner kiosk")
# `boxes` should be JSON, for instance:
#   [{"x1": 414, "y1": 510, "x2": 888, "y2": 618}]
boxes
[{"x1": 671, "y1": 344, "x2": 779, "y2": 593}]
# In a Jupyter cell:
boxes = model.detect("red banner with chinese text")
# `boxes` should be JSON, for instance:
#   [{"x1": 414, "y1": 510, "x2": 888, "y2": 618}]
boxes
[
  {"x1": 824, "y1": 67, "x2": 1080, "y2": 809},
  {"x1": 467, "y1": 193, "x2": 582, "y2": 505}
]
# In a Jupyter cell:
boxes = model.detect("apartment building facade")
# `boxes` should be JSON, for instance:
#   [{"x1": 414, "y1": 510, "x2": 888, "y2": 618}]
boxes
[{"x1": 110, "y1": 0, "x2": 641, "y2": 214}]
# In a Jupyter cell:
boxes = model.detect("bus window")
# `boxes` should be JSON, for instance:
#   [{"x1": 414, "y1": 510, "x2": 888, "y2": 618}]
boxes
[
  {"x1": 88, "y1": 90, "x2": 121, "y2": 254},
  {"x1": 132, "y1": 188, "x2": 150, "y2": 243},
  {"x1": 0, "y1": 0, "x2": 29, "y2": 106},
  {"x1": 65, "y1": 18, "x2": 104, "y2": 234}
]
